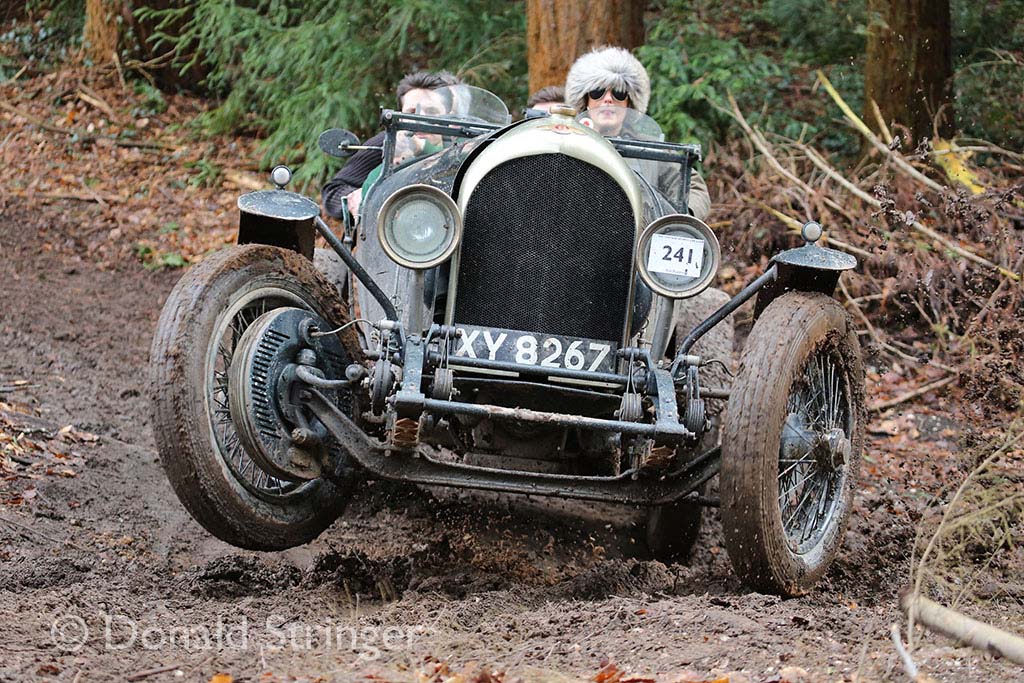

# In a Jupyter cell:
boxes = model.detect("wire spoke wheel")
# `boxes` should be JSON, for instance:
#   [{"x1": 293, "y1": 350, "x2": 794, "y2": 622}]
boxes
[
  {"x1": 721, "y1": 291, "x2": 864, "y2": 596},
  {"x1": 208, "y1": 288, "x2": 308, "y2": 499},
  {"x1": 151, "y1": 245, "x2": 363, "y2": 550},
  {"x1": 778, "y1": 348, "x2": 853, "y2": 553}
]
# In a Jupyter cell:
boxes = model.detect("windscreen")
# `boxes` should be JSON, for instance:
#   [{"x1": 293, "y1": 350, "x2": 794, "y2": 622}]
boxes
[
  {"x1": 576, "y1": 106, "x2": 665, "y2": 141},
  {"x1": 390, "y1": 85, "x2": 511, "y2": 165},
  {"x1": 576, "y1": 106, "x2": 697, "y2": 215}
]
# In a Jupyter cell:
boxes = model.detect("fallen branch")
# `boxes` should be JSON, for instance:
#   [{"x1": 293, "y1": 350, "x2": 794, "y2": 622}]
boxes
[
  {"x1": 223, "y1": 169, "x2": 266, "y2": 192},
  {"x1": 901, "y1": 593, "x2": 1024, "y2": 665},
  {"x1": 870, "y1": 375, "x2": 957, "y2": 412},
  {"x1": 891, "y1": 623, "x2": 922, "y2": 682},
  {"x1": 76, "y1": 84, "x2": 117, "y2": 121},
  {"x1": 869, "y1": 98, "x2": 894, "y2": 146},
  {"x1": 909, "y1": 428, "x2": 1024, "y2": 646},
  {"x1": 0, "y1": 514, "x2": 91, "y2": 552},
  {"x1": 816, "y1": 70, "x2": 946, "y2": 194},
  {"x1": 797, "y1": 141, "x2": 1020, "y2": 282},
  {"x1": 8, "y1": 190, "x2": 124, "y2": 204}
]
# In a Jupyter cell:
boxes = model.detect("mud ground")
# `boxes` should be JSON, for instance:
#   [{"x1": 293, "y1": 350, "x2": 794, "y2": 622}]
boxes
[{"x1": 0, "y1": 199, "x2": 1020, "y2": 682}]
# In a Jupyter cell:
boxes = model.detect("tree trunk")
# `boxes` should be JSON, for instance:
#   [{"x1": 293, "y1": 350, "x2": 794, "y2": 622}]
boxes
[
  {"x1": 83, "y1": 0, "x2": 121, "y2": 65},
  {"x1": 864, "y1": 0, "x2": 954, "y2": 145},
  {"x1": 526, "y1": 0, "x2": 645, "y2": 96}
]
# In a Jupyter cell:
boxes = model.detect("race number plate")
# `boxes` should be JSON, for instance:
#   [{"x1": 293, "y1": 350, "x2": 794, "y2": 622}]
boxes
[
  {"x1": 452, "y1": 325, "x2": 617, "y2": 373},
  {"x1": 648, "y1": 233, "x2": 704, "y2": 278}
]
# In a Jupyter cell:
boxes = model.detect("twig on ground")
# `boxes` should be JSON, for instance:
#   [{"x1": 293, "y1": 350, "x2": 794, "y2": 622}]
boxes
[
  {"x1": 76, "y1": 84, "x2": 117, "y2": 121},
  {"x1": 8, "y1": 190, "x2": 123, "y2": 204},
  {"x1": 890, "y1": 623, "x2": 920, "y2": 681},
  {"x1": 125, "y1": 664, "x2": 181, "y2": 681},
  {"x1": 869, "y1": 375, "x2": 957, "y2": 412},
  {"x1": 3, "y1": 65, "x2": 28, "y2": 84},
  {"x1": 869, "y1": 98, "x2": 894, "y2": 146},
  {"x1": 908, "y1": 428, "x2": 1024, "y2": 647},
  {"x1": 901, "y1": 594, "x2": 1024, "y2": 665}
]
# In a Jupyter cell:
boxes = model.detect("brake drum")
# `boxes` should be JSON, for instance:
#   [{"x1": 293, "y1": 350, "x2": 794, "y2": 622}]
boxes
[{"x1": 227, "y1": 306, "x2": 349, "y2": 482}]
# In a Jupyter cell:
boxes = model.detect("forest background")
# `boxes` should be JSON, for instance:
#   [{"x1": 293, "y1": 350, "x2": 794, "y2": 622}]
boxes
[{"x1": 1, "y1": 2, "x2": 1023, "y2": 679}]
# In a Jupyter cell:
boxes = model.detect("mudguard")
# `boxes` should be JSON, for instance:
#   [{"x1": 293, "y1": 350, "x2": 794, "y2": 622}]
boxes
[
  {"x1": 237, "y1": 190, "x2": 319, "y2": 260},
  {"x1": 753, "y1": 242, "x2": 858, "y2": 318}
]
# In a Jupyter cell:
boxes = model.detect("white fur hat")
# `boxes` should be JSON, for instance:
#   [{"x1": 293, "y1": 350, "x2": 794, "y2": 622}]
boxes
[{"x1": 564, "y1": 46, "x2": 651, "y2": 115}]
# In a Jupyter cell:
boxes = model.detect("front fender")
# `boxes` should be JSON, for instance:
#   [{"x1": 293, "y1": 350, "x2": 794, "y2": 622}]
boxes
[
  {"x1": 236, "y1": 190, "x2": 319, "y2": 260},
  {"x1": 753, "y1": 243, "x2": 858, "y2": 318}
]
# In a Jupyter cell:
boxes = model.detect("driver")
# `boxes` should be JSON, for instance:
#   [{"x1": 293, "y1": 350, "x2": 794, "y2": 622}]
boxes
[
  {"x1": 564, "y1": 47, "x2": 711, "y2": 220},
  {"x1": 321, "y1": 70, "x2": 460, "y2": 221}
]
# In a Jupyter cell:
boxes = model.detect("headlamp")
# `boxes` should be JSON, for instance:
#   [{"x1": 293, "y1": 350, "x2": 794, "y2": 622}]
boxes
[
  {"x1": 377, "y1": 184, "x2": 463, "y2": 270},
  {"x1": 636, "y1": 214, "x2": 721, "y2": 299}
]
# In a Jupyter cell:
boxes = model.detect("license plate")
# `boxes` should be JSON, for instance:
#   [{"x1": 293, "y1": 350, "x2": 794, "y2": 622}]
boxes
[{"x1": 452, "y1": 325, "x2": 617, "y2": 373}]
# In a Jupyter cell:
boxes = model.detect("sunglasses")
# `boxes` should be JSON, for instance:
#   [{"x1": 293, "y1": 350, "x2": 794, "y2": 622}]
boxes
[{"x1": 587, "y1": 87, "x2": 629, "y2": 102}]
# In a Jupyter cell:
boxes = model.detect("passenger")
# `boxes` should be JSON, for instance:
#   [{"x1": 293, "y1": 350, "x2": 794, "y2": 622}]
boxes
[
  {"x1": 524, "y1": 85, "x2": 565, "y2": 115},
  {"x1": 321, "y1": 70, "x2": 460, "y2": 221},
  {"x1": 564, "y1": 47, "x2": 711, "y2": 220}
]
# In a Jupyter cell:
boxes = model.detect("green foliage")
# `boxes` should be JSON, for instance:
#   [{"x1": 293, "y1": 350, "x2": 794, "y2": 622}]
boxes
[
  {"x1": 639, "y1": 4, "x2": 866, "y2": 155},
  {"x1": 638, "y1": 18, "x2": 785, "y2": 144},
  {"x1": 643, "y1": 0, "x2": 1024, "y2": 153},
  {"x1": 131, "y1": 81, "x2": 168, "y2": 117},
  {"x1": 955, "y1": 51, "x2": 1024, "y2": 149},
  {"x1": 952, "y1": 0, "x2": 1024, "y2": 62},
  {"x1": 185, "y1": 157, "x2": 222, "y2": 188},
  {"x1": 135, "y1": 243, "x2": 188, "y2": 270},
  {"x1": 757, "y1": 0, "x2": 867, "y2": 63},
  {"x1": 139, "y1": 0, "x2": 526, "y2": 186}
]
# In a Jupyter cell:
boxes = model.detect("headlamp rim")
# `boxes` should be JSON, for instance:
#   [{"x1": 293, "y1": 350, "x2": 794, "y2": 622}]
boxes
[
  {"x1": 376, "y1": 184, "x2": 463, "y2": 270},
  {"x1": 636, "y1": 213, "x2": 721, "y2": 299}
]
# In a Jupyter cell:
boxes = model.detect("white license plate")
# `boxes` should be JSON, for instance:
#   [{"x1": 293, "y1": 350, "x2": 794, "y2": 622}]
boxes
[
  {"x1": 648, "y1": 233, "x2": 704, "y2": 277},
  {"x1": 452, "y1": 326, "x2": 616, "y2": 373}
]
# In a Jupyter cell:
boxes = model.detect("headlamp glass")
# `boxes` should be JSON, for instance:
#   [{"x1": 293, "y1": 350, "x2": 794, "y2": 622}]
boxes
[{"x1": 378, "y1": 185, "x2": 462, "y2": 269}]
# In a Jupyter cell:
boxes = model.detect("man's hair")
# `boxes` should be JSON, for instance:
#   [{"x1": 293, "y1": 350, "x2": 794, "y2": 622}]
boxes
[
  {"x1": 396, "y1": 70, "x2": 460, "y2": 108},
  {"x1": 527, "y1": 85, "x2": 565, "y2": 108}
]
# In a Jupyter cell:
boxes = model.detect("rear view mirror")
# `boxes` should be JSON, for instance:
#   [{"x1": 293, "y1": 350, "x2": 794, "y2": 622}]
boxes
[{"x1": 318, "y1": 128, "x2": 360, "y2": 158}]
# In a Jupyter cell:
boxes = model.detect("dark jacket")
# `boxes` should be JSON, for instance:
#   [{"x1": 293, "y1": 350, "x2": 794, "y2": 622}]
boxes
[{"x1": 321, "y1": 131, "x2": 385, "y2": 218}]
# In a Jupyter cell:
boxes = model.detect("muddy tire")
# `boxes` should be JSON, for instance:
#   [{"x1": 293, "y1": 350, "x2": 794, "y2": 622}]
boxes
[
  {"x1": 721, "y1": 291, "x2": 864, "y2": 595},
  {"x1": 150, "y1": 245, "x2": 363, "y2": 550},
  {"x1": 644, "y1": 288, "x2": 733, "y2": 563}
]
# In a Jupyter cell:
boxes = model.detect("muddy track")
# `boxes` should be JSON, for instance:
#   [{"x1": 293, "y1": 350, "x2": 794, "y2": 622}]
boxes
[{"x1": 0, "y1": 200, "x2": 1017, "y2": 682}]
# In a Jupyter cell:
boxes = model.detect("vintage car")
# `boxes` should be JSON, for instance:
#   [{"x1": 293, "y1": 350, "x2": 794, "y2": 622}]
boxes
[{"x1": 150, "y1": 85, "x2": 864, "y2": 596}]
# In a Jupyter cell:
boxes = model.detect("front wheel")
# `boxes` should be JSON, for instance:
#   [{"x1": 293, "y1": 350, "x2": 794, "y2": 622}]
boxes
[
  {"x1": 721, "y1": 291, "x2": 864, "y2": 595},
  {"x1": 150, "y1": 245, "x2": 363, "y2": 550}
]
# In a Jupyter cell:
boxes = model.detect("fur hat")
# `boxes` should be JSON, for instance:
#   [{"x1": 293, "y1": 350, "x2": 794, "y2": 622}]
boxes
[{"x1": 564, "y1": 46, "x2": 651, "y2": 114}]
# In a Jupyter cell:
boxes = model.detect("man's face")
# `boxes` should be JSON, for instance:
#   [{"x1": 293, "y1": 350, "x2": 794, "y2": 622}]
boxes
[
  {"x1": 400, "y1": 87, "x2": 445, "y2": 148},
  {"x1": 586, "y1": 87, "x2": 629, "y2": 136}
]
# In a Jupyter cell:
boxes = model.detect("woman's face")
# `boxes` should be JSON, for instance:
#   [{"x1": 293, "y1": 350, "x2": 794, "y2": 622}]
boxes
[{"x1": 586, "y1": 87, "x2": 629, "y2": 136}]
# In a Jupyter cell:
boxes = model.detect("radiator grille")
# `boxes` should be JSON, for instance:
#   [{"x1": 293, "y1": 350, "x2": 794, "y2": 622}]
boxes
[{"x1": 453, "y1": 154, "x2": 634, "y2": 342}]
